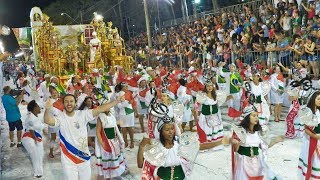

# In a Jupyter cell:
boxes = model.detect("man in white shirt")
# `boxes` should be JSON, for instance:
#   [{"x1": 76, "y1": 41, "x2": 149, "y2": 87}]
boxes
[{"x1": 44, "y1": 94, "x2": 124, "y2": 180}]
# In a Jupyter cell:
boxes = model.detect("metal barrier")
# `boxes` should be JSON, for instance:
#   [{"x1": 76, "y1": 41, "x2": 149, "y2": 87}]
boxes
[
  {"x1": 162, "y1": 0, "x2": 265, "y2": 28},
  {"x1": 129, "y1": 48, "x2": 320, "y2": 77}
]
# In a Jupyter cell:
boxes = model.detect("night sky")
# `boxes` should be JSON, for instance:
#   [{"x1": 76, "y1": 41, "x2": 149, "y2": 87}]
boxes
[{"x1": 0, "y1": 0, "x2": 55, "y2": 53}]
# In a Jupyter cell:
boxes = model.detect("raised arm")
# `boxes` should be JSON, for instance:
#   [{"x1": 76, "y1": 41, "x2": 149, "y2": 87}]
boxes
[
  {"x1": 92, "y1": 96, "x2": 124, "y2": 117},
  {"x1": 44, "y1": 99, "x2": 56, "y2": 126},
  {"x1": 137, "y1": 137, "x2": 151, "y2": 168}
]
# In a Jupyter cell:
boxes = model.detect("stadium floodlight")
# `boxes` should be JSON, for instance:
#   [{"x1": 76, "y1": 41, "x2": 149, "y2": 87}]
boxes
[{"x1": 15, "y1": 51, "x2": 24, "y2": 58}]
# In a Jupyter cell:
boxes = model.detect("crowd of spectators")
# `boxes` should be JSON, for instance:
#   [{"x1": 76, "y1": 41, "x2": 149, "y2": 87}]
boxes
[{"x1": 126, "y1": 0, "x2": 320, "y2": 78}]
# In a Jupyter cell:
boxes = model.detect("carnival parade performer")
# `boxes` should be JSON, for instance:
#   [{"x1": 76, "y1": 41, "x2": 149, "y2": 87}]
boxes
[
  {"x1": 219, "y1": 62, "x2": 244, "y2": 119},
  {"x1": 196, "y1": 78, "x2": 230, "y2": 150},
  {"x1": 136, "y1": 77, "x2": 149, "y2": 133},
  {"x1": 67, "y1": 75, "x2": 82, "y2": 95},
  {"x1": 43, "y1": 93, "x2": 124, "y2": 179},
  {"x1": 116, "y1": 82, "x2": 137, "y2": 149},
  {"x1": 22, "y1": 100, "x2": 45, "y2": 178},
  {"x1": 78, "y1": 96, "x2": 97, "y2": 154},
  {"x1": 270, "y1": 65, "x2": 285, "y2": 122},
  {"x1": 232, "y1": 104, "x2": 283, "y2": 180},
  {"x1": 278, "y1": 61, "x2": 307, "y2": 138},
  {"x1": 138, "y1": 98, "x2": 230, "y2": 180},
  {"x1": 298, "y1": 90, "x2": 320, "y2": 179},
  {"x1": 38, "y1": 74, "x2": 51, "y2": 101},
  {"x1": 284, "y1": 79, "x2": 307, "y2": 139},
  {"x1": 248, "y1": 73, "x2": 270, "y2": 126},
  {"x1": 95, "y1": 110, "x2": 127, "y2": 179},
  {"x1": 47, "y1": 85, "x2": 63, "y2": 159},
  {"x1": 177, "y1": 78, "x2": 194, "y2": 131}
]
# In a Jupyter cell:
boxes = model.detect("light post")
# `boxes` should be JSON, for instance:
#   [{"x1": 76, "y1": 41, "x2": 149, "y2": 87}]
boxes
[
  {"x1": 194, "y1": 0, "x2": 200, "y2": 18},
  {"x1": 61, "y1": 13, "x2": 79, "y2": 24},
  {"x1": 143, "y1": 0, "x2": 152, "y2": 49}
]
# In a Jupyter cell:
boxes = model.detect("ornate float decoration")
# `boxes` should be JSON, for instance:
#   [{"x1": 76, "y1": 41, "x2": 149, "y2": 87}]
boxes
[{"x1": 28, "y1": 8, "x2": 133, "y2": 86}]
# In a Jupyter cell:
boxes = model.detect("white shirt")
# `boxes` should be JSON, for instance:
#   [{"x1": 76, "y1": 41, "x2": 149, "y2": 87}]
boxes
[
  {"x1": 54, "y1": 110, "x2": 94, "y2": 161},
  {"x1": 25, "y1": 113, "x2": 45, "y2": 134}
]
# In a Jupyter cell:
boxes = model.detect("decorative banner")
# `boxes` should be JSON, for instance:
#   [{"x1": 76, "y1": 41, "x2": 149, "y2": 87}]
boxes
[{"x1": 12, "y1": 27, "x2": 32, "y2": 47}]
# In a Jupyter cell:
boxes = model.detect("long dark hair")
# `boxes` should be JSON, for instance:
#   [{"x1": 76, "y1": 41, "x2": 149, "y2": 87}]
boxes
[
  {"x1": 307, "y1": 91, "x2": 320, "y2": 114},
  {"x1": 239, "y1": 113, "x2": 262, "y2": 132},
  {"x1": 203, "y1": 84, "x2": 216, "y2": 100},
  {"x1": 78, "y1": 97, "x2": 93, "y2": 110}
]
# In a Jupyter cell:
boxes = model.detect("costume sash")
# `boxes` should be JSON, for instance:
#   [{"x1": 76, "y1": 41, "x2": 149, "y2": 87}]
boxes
[
  {"x1": 142, "y1": 160, "x2": 156, "y2": 180},
  {"x1": 196, "y1": 121, "x2": 207, "y2": 143},
  {"x1": 148, "y1": 115, "x2": 155, "y2": 139},
  {"x1": 100, "y1": 126, "x2": 113, "y2": 153},
  {"x1": 59, "y1": 131, "x2": 90, "y2": 164},
  {"x1": 22, "y1": 130, "x2": 42, "y2": 142},
  {"x1": 285, "y1": 100, "x2": 300, "y2": 138}
]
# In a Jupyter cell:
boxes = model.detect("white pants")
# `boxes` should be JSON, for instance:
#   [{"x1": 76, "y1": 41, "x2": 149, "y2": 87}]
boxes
[
  {"x1": 21, "y1": 138, "x2": 44, "y2": 176},
  {"x1": 61, "y1": 155, "x2": 91, "y2": 180}
]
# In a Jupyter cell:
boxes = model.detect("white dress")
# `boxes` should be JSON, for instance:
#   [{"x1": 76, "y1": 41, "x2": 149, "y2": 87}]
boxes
[
  {"x1": 116, "y1": 91, "x2": 135, "y2": 127},
  {"x1": 136, "y1": 87, "x2": 148, "y2": 115},
  {"x1": 95, "y1": 113, "x2": 127, "y2": 178},
  {"x1": 21, "y1": 113, "x2": 45, "y2": 177},
  {"x1": 250, "y1": 82, "x2": 270, "y2": 125},
  {"x1": 198, "y1": 95, "x2": 224, "y2": 150},
  {"x1": 270, "y1": 73, "x2": 285, "y2": 104},
  {"x1": 177, "y1": 86, "x2": 194, "y2": 122},
  {"x1": 234, "y1": 131, "x2": 277, "y2": 180}
]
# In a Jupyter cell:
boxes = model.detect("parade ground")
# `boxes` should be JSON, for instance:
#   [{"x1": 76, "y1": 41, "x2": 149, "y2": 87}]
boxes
[{"x1": 0, "y1": 79, "x2": 301, "y2": 180}]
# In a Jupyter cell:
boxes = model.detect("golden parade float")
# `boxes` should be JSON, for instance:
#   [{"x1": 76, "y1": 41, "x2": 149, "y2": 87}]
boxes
[{"x1": 13, "y1": 7, "x2": 134, "y2": 87}]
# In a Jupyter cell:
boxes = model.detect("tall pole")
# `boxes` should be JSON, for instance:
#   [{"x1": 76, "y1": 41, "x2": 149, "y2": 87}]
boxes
[
  {"x1": 212, "y1": 0, "x2": 219, "y2": 12},
  {"x1": 80, "y1": 11, "x2": 83, "y2": 24},
  {"x1": 183, "y1": 0, "x2": 189, "y2": 22},
  {"x1": 118, "y1": 0, "x2": 123, "y2": 33},
  {"x1": 143, "y1": 0, "x2": 152, "y2": 49},
  {"x1": 157, "y1": 0, "x2": 161, "y2": 33},
  {"x1": 170, "y1": 5, "x2": 176, "y2": 25}
]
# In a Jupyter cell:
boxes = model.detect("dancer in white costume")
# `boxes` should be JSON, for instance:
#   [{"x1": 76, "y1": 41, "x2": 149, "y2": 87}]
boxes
[
  {"x1": 78, "y1": 96, "x2": 97, "y2": 154},
  {"x1": 44, "y1": 94, "x2": 124, "y2": 180},
  {"x1": 22, "y1": 100, "x2": 45, "y2": 178},
  {"x1": 95, "y1": 111, "x2": 127, "y2": 178},
  {"x1": 219, "y1": 62, "x2": 243, "y2": 118},
  {"x1": 248, "y1": 73, "x2": 270, "y2": 126},
  {"x1": 232, "y1": 105, "x2": 283, "y2": 180},
  {"x1": 136, "y1": 77, "x2": 149, "y2": 133},
  {"x1": 38, "y1": 74, "x2": 51, "y2": 101},
  {"x1": 138, "y1": 98, "x2": 229, "y2": 179},
  {"x1": 196, "y1": 79, "x2": 230, "y2": 151},
  {"x1": 115, "y1": 82, "x2": 136, "y2": 148},
  {"x1": 47, "y1": 86, "x2": 63, "y2": 159},
  {"x1": 177, "y1": 78, "x2": 194, "y2": 131},
  {"x1": 270, "y1": 65, "x2": 285, "y2": 122},
  {"x1": 298, "y1": 90, "x2": 320, "y2": 179}
]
